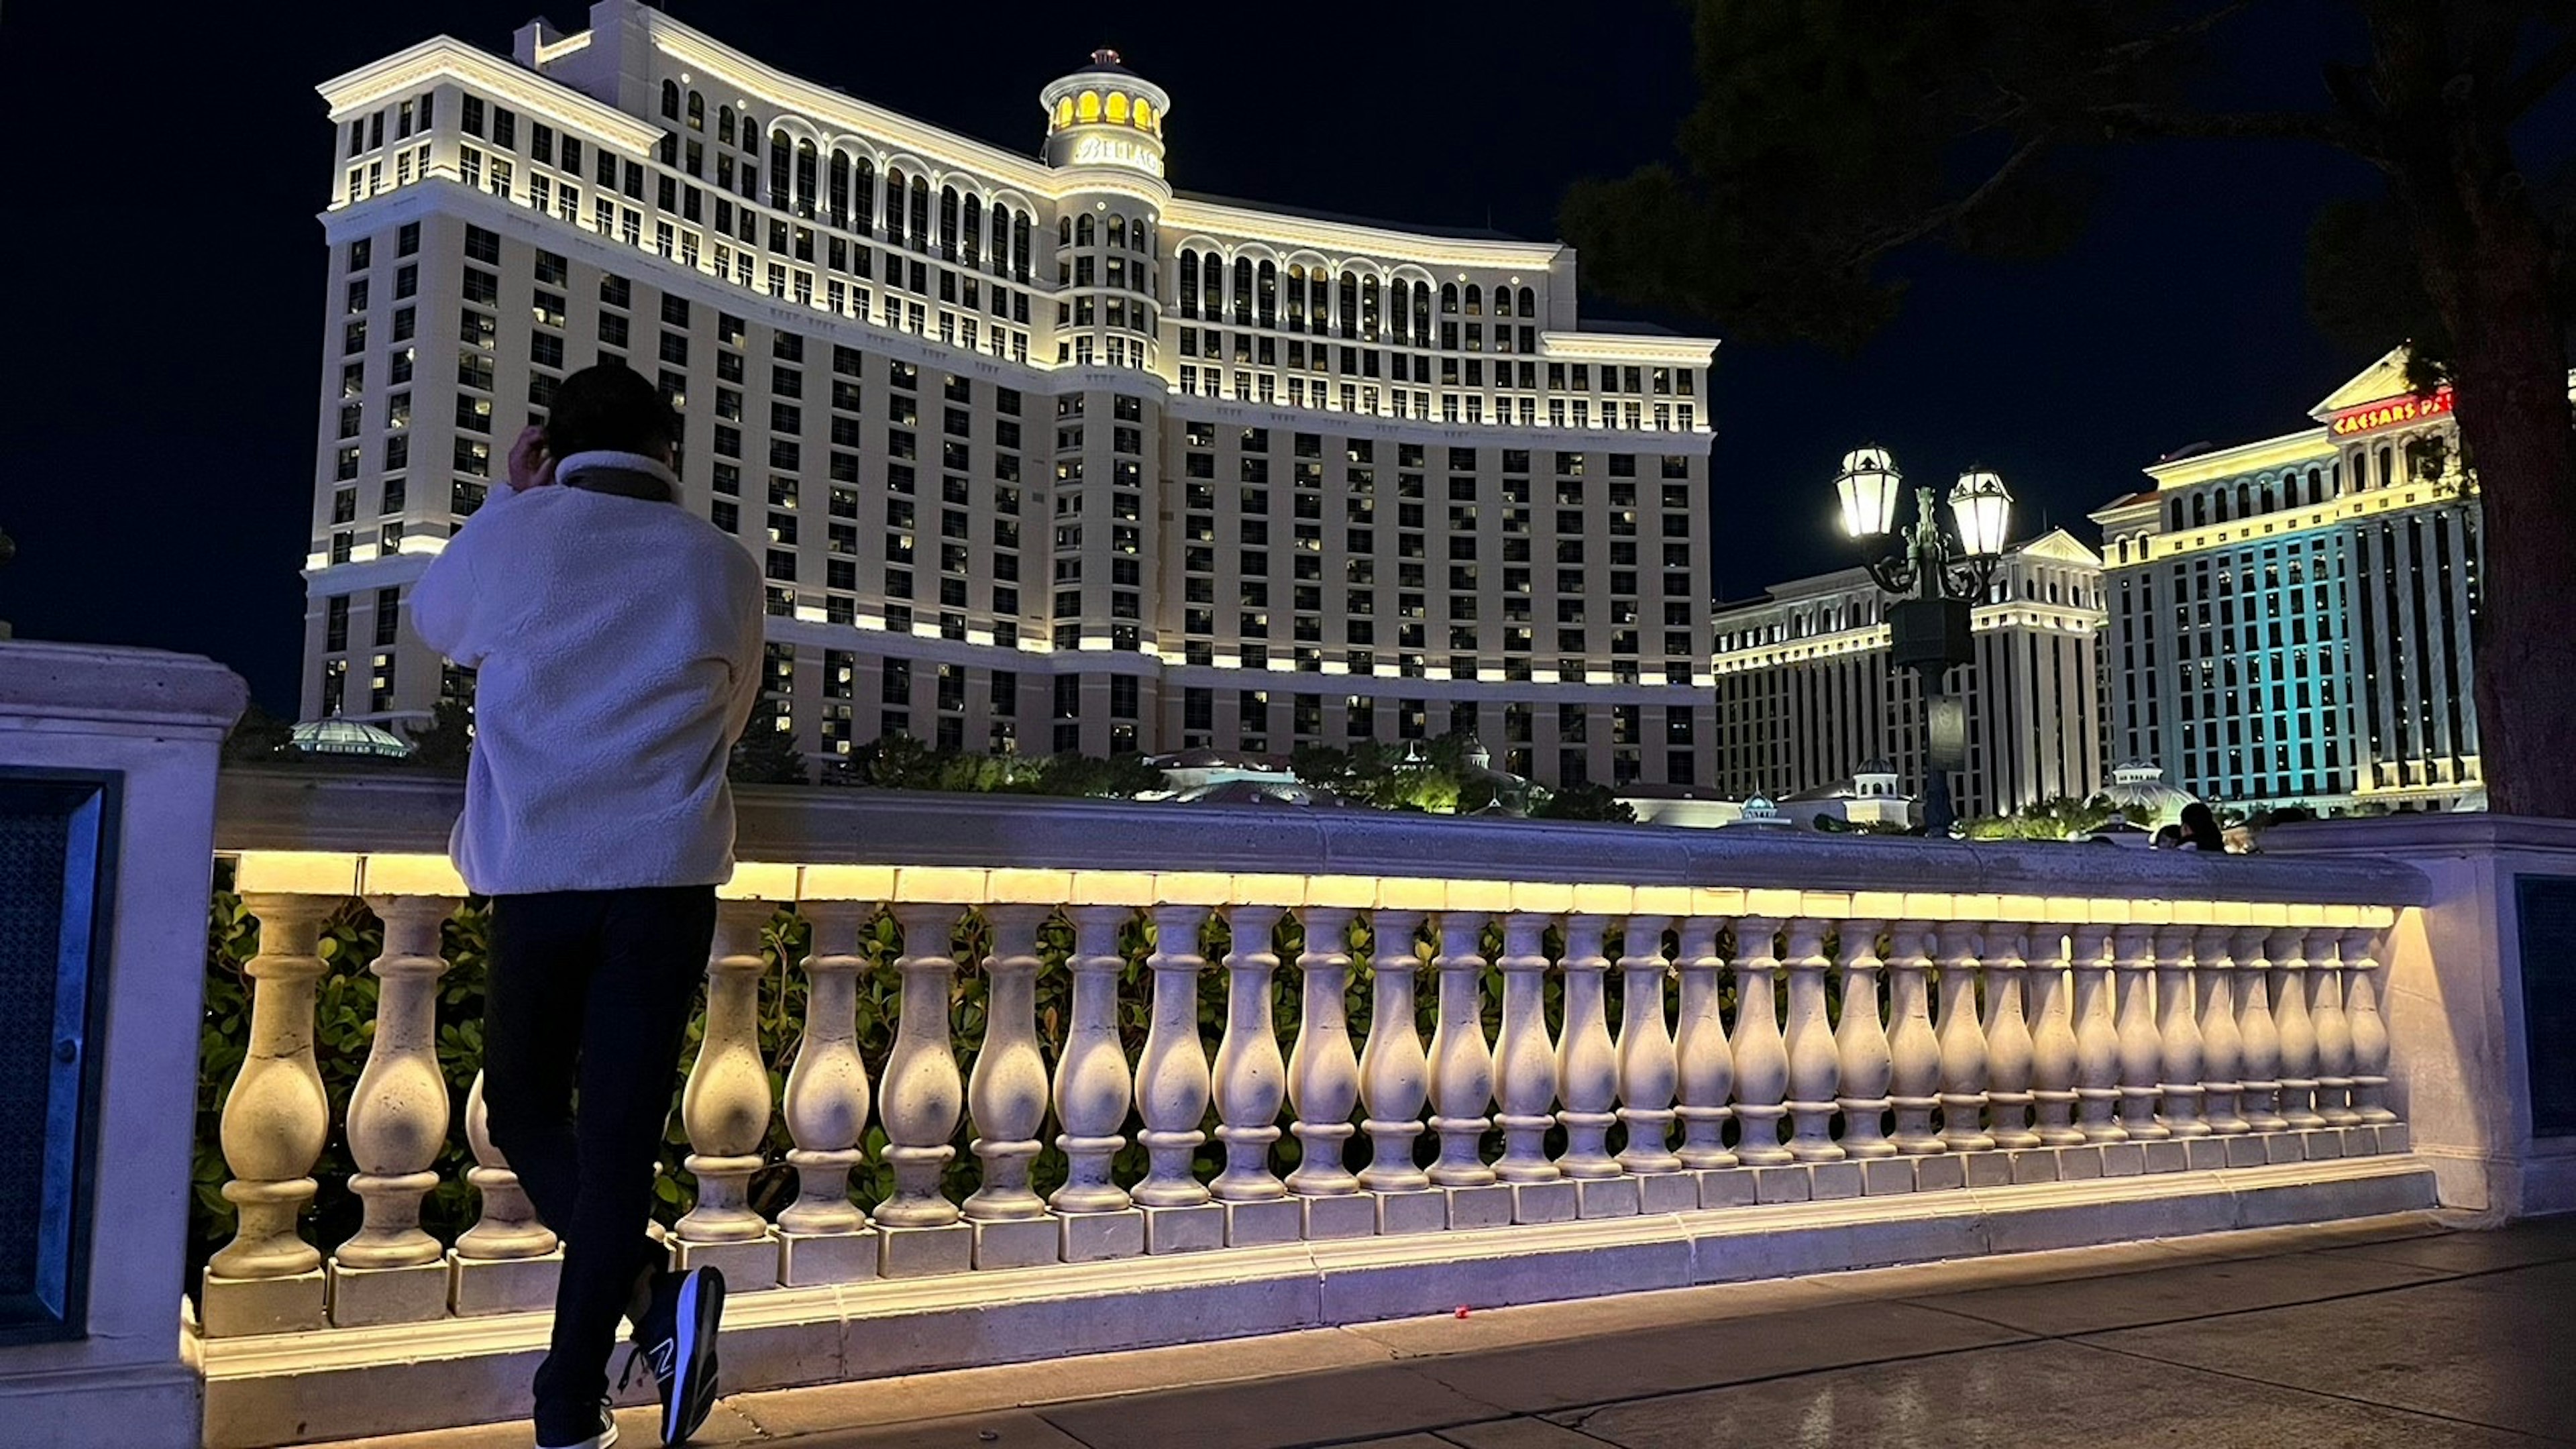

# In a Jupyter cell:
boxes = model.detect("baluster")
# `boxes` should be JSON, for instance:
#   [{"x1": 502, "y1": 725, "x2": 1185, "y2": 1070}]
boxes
[
  {"x1": 2194, "y1": 926, "x2": 2248, "y2": 1134},
  {"x1": 1050, "y1": 906, "x2": 1136, "y2": 1213},
  {"x1": 2343, "y1": 926, "x2": 2396, "y2": 1125},
  {"x1": 1672, "y1": 916, "x2": 1737, "y2": 1168},
  {"x1": 875, "y1": 901, "x2": 965, "y2": 1227},
  {"x1": 1886, "y1": 920, "x2": 1945, "y2": 1154},
  {"x1": 1984, "y1": 924, "x2": 2039, "y2": 1150},
  {"x1": 2112, "y1": 923, "x2": 2168, "y2": 1140},
  {"x1": 1426, "y1": 911, "x2": 1497, "y2": 1187},
  {"x1": 453, "y1": 1070, "x2": 557, "y2": 1260},
  {"x1": 1935, "y1": 923, "x2": 1994, "y2": 1152},
  {"x1": 2270, "y1": 926, "x2": 2326, "y2": 1130},
  {"x1": 2073, "y1": 926, "x2": 2127, "y2": 1142},
  {"x1": 1135, "y1": 904, "x2": 1214, "y2": 1208},
  {"x1": 1614, "y1": 914, "x2": 1680, "y2": 1173},
  {"x1": 2311, "y1": 930, "x2": 2360, "y2": 1126},
  {"x1": 782, "y1": 903, "x2": 872, "y2": 1242},
  {"x1": 1729, "y1": 916, "x2": 1792, "y2": 1166},
  {"x1": 339, "y1": 896, "x2": 457, "y2": 1274},
  {"x1": 1782, "y1": 918, "x2": 1843, "y2": 1162},
  {"x1": 2029, "y1": 926, "x2": 2085, "y2": 1145},
  {"x1": 1556, "y1": 914, "x2": 1621, "y2": 1177},
  {"x1": 1287, "y1": 906, "x2": 1363, "y2": 1195},
  {"x1": 209, "y1": 894, "x2": 333, "y2": 1301},
  {"x1": 677, "y1": 899, "x2": 782, "y2": 1267},
  {"x1": 2233, "y1": 926, "x2": 2287, "y2": 1132},
  {"x1": 1492, "y1": 911, "x2": 1562, "y2": 1183},
  {"x1": 964, "y1": 904, "x2": 1054, "y2": 1220},
  {"x1": 1212, "y1": 905, "x2": 1289, "y2": 1201},
  {"x1": 2154, "y1": 926, "x2": 2208, "y2": 1137},
  {"x1": 1356, "y1": 910, "x2": 1431, "y2": 1190},
  {"x1": 1834, "y1": 918, "x2": 1896, "y2": 1158}
]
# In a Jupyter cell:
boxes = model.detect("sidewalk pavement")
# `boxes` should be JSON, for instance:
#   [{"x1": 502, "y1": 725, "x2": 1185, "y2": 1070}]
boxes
[{"x1": 311, "y1": 1212, "x2": 2576, "y2": 1449}]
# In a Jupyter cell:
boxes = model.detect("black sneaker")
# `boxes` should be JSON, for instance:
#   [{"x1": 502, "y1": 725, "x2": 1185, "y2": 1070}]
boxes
[
  {"x1": 533, "y1": 1397, "x2": 616, "y2": 1449},
  {"x1": 627, "y1": 1266, "x2": 724, "y2": 1444}
]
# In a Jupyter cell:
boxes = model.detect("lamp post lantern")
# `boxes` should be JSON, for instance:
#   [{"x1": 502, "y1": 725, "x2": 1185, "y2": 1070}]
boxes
[{"x1": 1831, "y1": 447, "x2": 2013, "y2": 835}]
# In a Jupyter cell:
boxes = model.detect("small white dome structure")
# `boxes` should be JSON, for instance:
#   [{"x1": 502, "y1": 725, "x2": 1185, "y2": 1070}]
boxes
[
  {"x1": 2106, "y1": 759, "x2": 2197, "y2": 828},
  {"x1": 288, "y1": 717, "x2": 414, "y2": 759}
]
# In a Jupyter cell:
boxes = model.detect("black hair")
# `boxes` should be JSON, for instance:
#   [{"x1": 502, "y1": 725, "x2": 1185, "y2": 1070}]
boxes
[
  {"x1": 543, "y1": 363, "x2": 679, "y2": 458},
  {"x1": 2180, "y1": 801, "x2": 2226, "y2": 851}
]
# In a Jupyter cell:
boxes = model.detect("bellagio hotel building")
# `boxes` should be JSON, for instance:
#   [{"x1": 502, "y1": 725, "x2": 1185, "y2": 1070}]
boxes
[{"x1": 300, "y1": 1, "x2": 1724, "y2": 788}]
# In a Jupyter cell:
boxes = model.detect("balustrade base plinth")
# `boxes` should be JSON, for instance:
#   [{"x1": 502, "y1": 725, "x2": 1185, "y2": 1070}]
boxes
[
  {"x1": 1374, "y1": 1189, "x2": 1448, "y2": 1238},
  {"x1": 780, "y1": 1229, "x2": 878, "y2": 1286},
  {"x1": 1809, "y1": 1162, "x2": 1866, "y2": 1202},
  {"x1": 1508, "y1": 1181, "x2": 1579, "y2": 1226},
  {"x1": 1059, "y1": 1209, "x2": 1146, "y2": 1263},
  {"x1": 1577, "y1": 1177, "x2": 1644, "y2": 1219},
  {"x1": 877, "y1": 1224, "x2": 974, "y2": 1279},
  {"x1": 674, "y1": 1232, "x2": 783, "y2": 1291},
  {"x1": 1861, "y1": 1159, "x2": 1918, "y2": 1195},
  {"x1": 1696, "y1": 1169, "x2": 1758, "y2": 1210},
  {"x1": 973, "y1": 1218, "x2": 1063, "y2": 1271},
  {"x1": 2375, "y1": 1122, "x2": 2412, "y2": 1154},
  {"x1": 446, "y1": 1251, "x2": 559, "y2": 1317},
  {"x1": 1298, "y1": 1194, "x2": 1381, "y2": 1241},
  {"x1": 2102, "y1": 1143, "x2": 2149, "y2": 1177},
  {"x1": 2144, "y1": 1142, "x2": 2192, "y2": 1174},
  {"x1": 1442, "y1": 1184, "x2": 1515, "y2": 1232},
  {"x1": 2263, "y1": 1134, "x2": 2306, "y2": 1165},
  {"x1": 1221, "y1": 1199, "x2": 1305, "y2": 1248},
  {"x1": 1965, "y1": 1154, "x2": 2015, "y2": 1189},
  {"x1": 1913, "y1": 1156, "x2": 1968, "y2": 1193},
  {"x1": 1753, "y1": 1167, "x2": 1812, "y2": 1204},
  {"x1": 2225, "y1": 1136, "x2": 2271, "y2": 1168},
  {"x1": 2302, "y1": 1129, "x2": 2348, "y2": 1161},
  {"x1": 200, "y1": 1268, "x2": 326, "y2": 1338},
  {"x1": 1140, "y1": 1203, "x2": 1226, "y2": 1255},
  {"x1": 1637, "y1": 1173, "x2": 1700, "y2": 1215},
  {"x1": 2008, "y1": 1150, "x2": 2062, "y2": 1185},
  {"x1": 327, "y1": 1258, "x2": 449, "y2": 1327},
  {"x1": 2186, "y1": 1140, "x2": 2231, "y2": 1171}
]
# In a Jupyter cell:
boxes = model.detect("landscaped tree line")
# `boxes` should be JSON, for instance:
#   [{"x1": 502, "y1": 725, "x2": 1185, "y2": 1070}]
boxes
[{"x1": 1564, "y1": 0, "x2": 2576, "y2": 817}]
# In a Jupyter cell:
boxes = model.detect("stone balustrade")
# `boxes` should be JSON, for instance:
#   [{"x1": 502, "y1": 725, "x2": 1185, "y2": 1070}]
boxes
[{"x1": 195, "y1": 770, "x2": 2436, "y2": 1444}]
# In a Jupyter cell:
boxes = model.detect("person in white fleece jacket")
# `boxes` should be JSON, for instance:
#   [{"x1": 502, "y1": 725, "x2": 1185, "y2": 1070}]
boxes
[{"x1": 412, "y1": 364, "x2": 759, "y2": 1449}]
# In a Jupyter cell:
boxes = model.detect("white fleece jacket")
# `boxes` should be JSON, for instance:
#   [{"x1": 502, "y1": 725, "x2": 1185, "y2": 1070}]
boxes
[{"x1": 411, "y1": 455, "x2": 766, "y2": 895}]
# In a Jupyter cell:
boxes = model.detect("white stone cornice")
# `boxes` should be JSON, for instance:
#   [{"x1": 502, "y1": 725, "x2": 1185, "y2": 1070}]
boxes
[
  {"x1": 317, "y1": 37, "x2": 664, "y2": 152},
  {"x1": 1164, "y1": 196, "x2": 1568, "y2": 272},
  {"x1": 1538, "y1": 331, "x2": 1723, "y2": 366}
]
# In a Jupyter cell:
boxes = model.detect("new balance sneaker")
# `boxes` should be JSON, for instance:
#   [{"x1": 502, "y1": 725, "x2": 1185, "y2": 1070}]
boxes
[
  {"x1": 533, "y1": 1397, "x2": 616, "y2": 1449},
  {"x1": 627, "y1": 1266, "x2": 725, "y2": 1444}
]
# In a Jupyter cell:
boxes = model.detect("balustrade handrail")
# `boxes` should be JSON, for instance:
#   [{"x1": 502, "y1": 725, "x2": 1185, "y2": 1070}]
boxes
[{"x1": 214, "y1": 766, "x2": 2429, "y2": 908}]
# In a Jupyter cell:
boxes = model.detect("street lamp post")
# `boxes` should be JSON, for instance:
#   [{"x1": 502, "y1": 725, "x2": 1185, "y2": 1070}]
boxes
[{"x1": 1831, "y1": 447, "x2": 2012, "y2": 835}]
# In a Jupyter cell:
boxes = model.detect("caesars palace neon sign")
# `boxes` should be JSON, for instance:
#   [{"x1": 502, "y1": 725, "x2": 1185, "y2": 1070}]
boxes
[{"x1": 2328, "y1": 387, "x2": 2454, "y2": 438}]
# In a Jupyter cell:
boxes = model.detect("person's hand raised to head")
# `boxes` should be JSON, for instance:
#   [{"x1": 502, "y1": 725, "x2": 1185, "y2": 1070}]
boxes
[{"x1": 506, "y1": 425, "x2": 557, "y2": 492}]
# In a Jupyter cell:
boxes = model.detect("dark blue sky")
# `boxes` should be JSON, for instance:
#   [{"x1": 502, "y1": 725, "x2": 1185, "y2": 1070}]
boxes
[{"x1": 0, "y1": 1, "x2": 2390, "y2": 714}]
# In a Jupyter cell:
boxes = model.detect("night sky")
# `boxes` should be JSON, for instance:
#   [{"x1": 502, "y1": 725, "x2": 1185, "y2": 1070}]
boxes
[{"x1": 0, "y1": 1, "x2": 2391, "y2": 716}]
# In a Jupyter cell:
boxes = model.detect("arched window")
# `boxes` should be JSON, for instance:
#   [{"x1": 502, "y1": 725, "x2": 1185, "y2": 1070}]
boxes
[
  {"x1": 961, "y1": 194, "x2": 982, "y2": 265},
  {"x1": 686, "y1": 91, "x2": 704, "y2": 131},
  {"x1": 828, "y1": 150, "x2": 850, "y2": 227},
  {"x1": 1053, "y1": 97, "x2": 1074, "y2": 129},
  {"x1": 795, "y1": 138, "x2": 818, "y2": 216},
  {"x1": 1256, "y1": 260, "x2": 1277, "y2": 326},
  {"x1": 1107, "y1": 214, "x2": 1126, "y2": 250},
  {"x1": 2375, "y1": 443, "x2": 2395, "y2": 489},
  {"x1": 2169, "y1": 498, "x2": 2186, "y2": 529},
  {"x1": 1464, "y1": 284, "x2": 1483, "y2": 315},
  {"x1": 1362, "y1": 275, "x2": 1382, "y2": 339},
  {"x1": 1518, "y1": 286, "x2": 1536, "y2": 319},
  {"x1": 1075, "y1": 213, "x2": 1095, "y2": 247},
  {"x1": 718, "y1": 105, "x2": 736, "y2": 145},
  {"x1": 1232, "y1": 258, "x2": 1253, "y2": 323},
  {"x1": 1134, "y1": 217, "x2": 1151, "y2": 254},
  {"x1": 885, "y1": 169, "x2": 907, "y2": 243},
  {"x1": 1202, "y1": 252, "x2": 1223, "y2": 312},
  {"x1": 1106, "y1": 91, "x2": 1131, "y2": 123},
  {"x1": 2260, "y1": 481, "x2": 2277, "y2": 513},
  {"x1": 1493, "y1": 287, "x2": 1512, "y2": 318},
  {"x1": 939, "y1": 185, "x2": 960, "y2": 254},
  {"x1": 1077, "y1": 90, "x2": 1102, "y2": 123},
  {"x1": 987, "y1": 204, "x2": 1010, "y2": 274},
  {"x1": 1179, "y1": 249, "x2": 1199, "y2": 316},
  {"x1": 1013, "y1": 212, "x2": 1032, "y2": 277},
  {"x1": 1134, "y1": 99, "x2": 1155, "y2": 130},
  {"x1": 659, "y1": 80, "x2": 681, "y2": 119},
  {"x1": 2235, "y1": 481, "x2": 2251, "y2": 518},
  {"x1": 1059, "y1": 215, "x2": 1073, "y2": 248},
  {"x1": 1285, "y1": 264, "x2": 1305, "y2": 324},
  {"x1": 739, "y1": 114, "x2": 759, "y2": 153},
  {"x1": 1387, "y1": 280, "x2": 1407, "y2": 341},
  {"x1": 1440, "y1": 283, "x2": 1459, "y2": 315},
  {"x1": 769, "y1": 129, "x2": 791, "y2": 209},
  {"x1": 908, "y1": 175, "x2": 930, "y2": 250},
  {"x1": 854, "y1": 158, "x2": 877, "y2": 235},
  {"x1": 1413, "y1": 284, "x2": 1430, "y2": 338},
  {"x1": 2192, "y1": 494, "x2": 2208, "y2": 527}
]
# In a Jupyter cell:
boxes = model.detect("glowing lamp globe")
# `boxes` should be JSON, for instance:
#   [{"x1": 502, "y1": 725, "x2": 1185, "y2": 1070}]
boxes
[
  {"x1": 1835, "y1": 446, "x2": 1900, "y2": 540},
  {"x1": 1948, "y1": 469, "x2": 2012, "y2": 557}
]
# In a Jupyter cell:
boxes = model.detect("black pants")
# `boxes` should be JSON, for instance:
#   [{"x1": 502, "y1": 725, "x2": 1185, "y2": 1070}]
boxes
[{"x1": 482, "y1": 885, "x2": 716, "y2": 1415}]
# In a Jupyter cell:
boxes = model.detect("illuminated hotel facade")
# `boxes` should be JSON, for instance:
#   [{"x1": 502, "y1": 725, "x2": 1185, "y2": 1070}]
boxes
[
  {"x1": 2089, "y1": 349, "x2": 2533, "y2": 813},
  {"x1": 1707, "y1": 531, "x2": 2107, "y2": 821},
  {"x1": 299, "y1": 1, "x2": 1723, "y2": 787}
]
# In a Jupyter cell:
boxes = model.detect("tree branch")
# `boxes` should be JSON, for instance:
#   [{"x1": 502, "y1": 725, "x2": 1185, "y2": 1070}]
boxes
[
  {"x1": 2096, "y1": 0, "x2": 2265, "y2": 67},
  {"x1": 2090, "y1": 102, "x2": 2360, "y2": 149},
  {"x1": 1843, "y1": 136, "x2": 2051, "y2": 268},
  {"x1": 2501, "y1": 30, "x2": 2576, "y2": 119}
]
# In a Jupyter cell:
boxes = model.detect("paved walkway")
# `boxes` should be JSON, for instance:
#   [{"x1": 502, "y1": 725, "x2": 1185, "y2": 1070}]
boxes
[{"x1": 320, "y1": 1213, "x2": 2576, "y2": 1449}]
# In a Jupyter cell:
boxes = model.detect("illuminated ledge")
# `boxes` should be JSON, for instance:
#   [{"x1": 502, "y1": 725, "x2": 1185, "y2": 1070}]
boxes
[{"x1": 195, "y1": 1154, "x2": 2430, "y2": 1448}]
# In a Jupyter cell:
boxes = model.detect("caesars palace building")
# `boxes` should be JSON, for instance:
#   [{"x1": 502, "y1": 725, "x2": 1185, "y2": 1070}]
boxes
[{"x1": 299, "y1": 1, "x2": 1726, "y2": 788}]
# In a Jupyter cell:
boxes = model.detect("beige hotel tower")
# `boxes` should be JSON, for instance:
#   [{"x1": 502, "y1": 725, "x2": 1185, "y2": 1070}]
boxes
[{"x1": 300, "y1": 2, "x2": 1724, "y2": 788}]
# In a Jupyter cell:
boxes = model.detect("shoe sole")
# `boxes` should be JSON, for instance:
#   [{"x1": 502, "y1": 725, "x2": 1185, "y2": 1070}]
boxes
[{"x1": 664, "y1": 1267, "x2": 725, "y2": 1445}]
